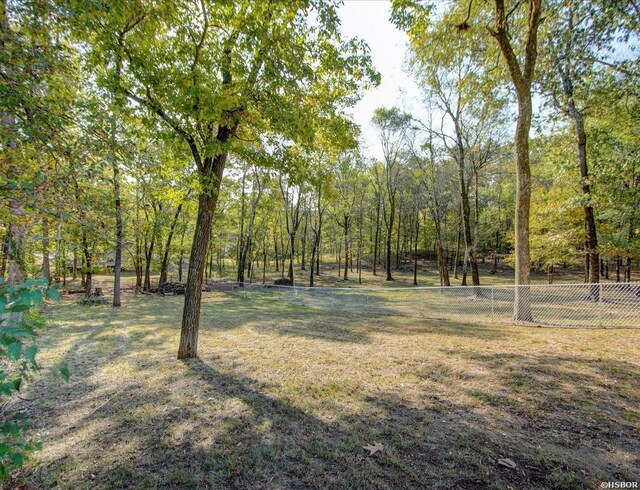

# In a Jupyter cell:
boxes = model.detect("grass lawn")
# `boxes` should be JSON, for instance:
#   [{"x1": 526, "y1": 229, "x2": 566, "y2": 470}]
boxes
[{"x1": 6, "y1": 292, "x2": 640, "y2": 489}]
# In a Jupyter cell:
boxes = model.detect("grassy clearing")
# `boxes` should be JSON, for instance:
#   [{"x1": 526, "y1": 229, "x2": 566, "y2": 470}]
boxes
[{"x1": 6, "y1": 292, "x2": 640, "y2": 489}]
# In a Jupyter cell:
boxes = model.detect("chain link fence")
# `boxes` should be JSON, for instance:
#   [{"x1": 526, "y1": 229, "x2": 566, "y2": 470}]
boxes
[{"x1": 237, "y1": 282, "x2": 640, "y2": 328}]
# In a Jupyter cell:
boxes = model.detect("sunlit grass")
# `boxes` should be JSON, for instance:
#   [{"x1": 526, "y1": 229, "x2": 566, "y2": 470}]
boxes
[{"x1": 8, "y1": 292, "x2": 640, "y2": 489}]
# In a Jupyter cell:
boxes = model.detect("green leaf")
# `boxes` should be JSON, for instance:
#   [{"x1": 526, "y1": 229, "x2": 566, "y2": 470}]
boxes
[
  {"x1": 59, "y1": 363, "x2": 70, "y2": 381},
  {"x1": 31, "y1": 288, "x2": 43, "y2": 305},
  {"x1": 24, "y1": 345, "x2": 37, "y2": 363},
  {"x1": 1, "y1": 325, "x2": 36, "y2": 338},
  {"x1": 11, "y1": 452, "x2": 23, "y2": 468},
  {"x1": 8, "y1": 304, "x2": 29, "y2": 313},
  {"x1": 7, "y1": 342, "x2": 22, "y2": 361},
  {"x1": 46, "y1": 288, "x2": 60, "y2": 301}
]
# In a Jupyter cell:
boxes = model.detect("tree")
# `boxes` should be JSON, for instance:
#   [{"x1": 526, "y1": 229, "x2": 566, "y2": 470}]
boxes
[
  {"x1": 372, "y1": 107, "x2": 412, "y2": 282},
  {"x1": 540, "y1": 1, "x2": 640, "y2": 283},
  {"x1": 487, "y1": 0, "x2": 543, "y2": 320},
  {"x1": 69, "y1": 0, "x2": 377, "y2": 357}
]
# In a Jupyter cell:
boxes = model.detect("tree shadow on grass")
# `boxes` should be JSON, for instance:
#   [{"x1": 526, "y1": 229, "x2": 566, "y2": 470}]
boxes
[
  {"x1": 12, "y1": 296, "x2": 639, "y2": 488},
  {"x1": 436, "y1": 349, "x2": 640, "y2": 483},
  {"x1": 13, "y1": 348, "x2": 640, "y2": 489}
]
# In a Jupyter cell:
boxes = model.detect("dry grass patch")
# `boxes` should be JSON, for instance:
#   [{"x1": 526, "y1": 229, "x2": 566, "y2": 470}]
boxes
[{"x1": 4, "y1": 292, "x2": 640, "y2": 489}]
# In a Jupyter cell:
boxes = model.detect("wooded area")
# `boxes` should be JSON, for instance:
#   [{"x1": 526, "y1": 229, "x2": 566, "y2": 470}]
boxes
[{"x1": 2, "y1": 0, "x2": 639, "y2": 358}]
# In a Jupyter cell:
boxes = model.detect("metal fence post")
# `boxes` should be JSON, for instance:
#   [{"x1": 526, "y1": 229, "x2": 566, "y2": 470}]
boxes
[
  {"x1": 491, "y1": 285, "x2": 495, "y2": 323},
  {"x1": 598, "y1": 283, "x2": 603, "y2": 328}
]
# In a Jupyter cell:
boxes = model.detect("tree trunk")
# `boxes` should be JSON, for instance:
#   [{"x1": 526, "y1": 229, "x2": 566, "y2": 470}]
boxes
[
  {"x1": 134, "y1": 188, "x2": 142, "y2": 290},
  {"x1": 236, "y1": 171, "x2": 247, "y2": 283},
  {"x1": 0, "y1": 231, "x2": 8, "y2": 281},
  {"x1": 316, "y1": 187, "x2": 322, "y2": 276},
  {"x1": 453, "y1": 213, "x2": 461, "y2": 279},
  {"x1": 373, "y1": 193, "x2": 381, "y2": 276},
  {"x1": 563, "y1": 77, "x2": 599, "y2": 284},
  {"x1": 178, "y1": 225, "x2": 186, "y2": 283},
  {"x1": 143, "y1": 235, "x2": 155, "y2": 291},
  {"x1": 310, "y1": 229, "x2": 319, "y2": 287},
  {"x1": 288, "y1": 233, "x2": 295, "y2": 284},
  {"x1": 413, "y1": 212, "x2": 419, "y2": 286},
  {"x1": 178, "y1": 155, "x2": 227, "y2": 359},
  {"x1": 262, "y1": 243, "x2": 267, "y2": 284},
  {"x1": 42, "y1": 217, "x2": 51, "y2": 283},
  {"x1": 386, "y1": 198, "x2": 395, "y2": 281},
  {"x1": 395, "y1": 205, "x2": 401, "y2": 269},
  {"x1": 456, "y1": 136, "x2": 480, "y2": 286},
  {"x1": 301, "y1": 213, "x2": 307, "y2": 271},
  {"x1": 490, "y1": 0, "x2": 541, "y2": 322},
  {"x1": 113, "y1": 160, "x2": 123, "y2": 307},
  {"x1": 358, "y1": 207, "x2": 363, "y2": 285},
  {"x1": 82, "y1": 229, "x2": 92, "y2": 297},
  {"x1": 343, "y1": 215, "x2": 349, "y2": 281},
  {"x1": 160, "y1": 202, "x2": 184, "y2": 285},
  {"x1": 7, "y1": 199, "x2": 26, "y2": 286}
]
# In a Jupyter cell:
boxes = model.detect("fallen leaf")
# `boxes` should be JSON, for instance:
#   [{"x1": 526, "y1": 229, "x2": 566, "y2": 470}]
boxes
[
  {"x1": 363, "y1": 442, "x2": 384, "y2": 456},
  {"x1": 497, "y1": 458, "x2": 517, "y2": 469}
]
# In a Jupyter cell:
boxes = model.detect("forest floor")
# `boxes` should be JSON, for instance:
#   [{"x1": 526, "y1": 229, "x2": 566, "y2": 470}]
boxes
[{"x1": 6, "y1": 291, "x2": 640, "y2": 489}]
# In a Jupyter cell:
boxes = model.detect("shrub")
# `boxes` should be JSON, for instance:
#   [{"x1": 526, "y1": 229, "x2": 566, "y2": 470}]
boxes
[{"x1": 0, "y1": 278, "x2": 64, "y2": 479}]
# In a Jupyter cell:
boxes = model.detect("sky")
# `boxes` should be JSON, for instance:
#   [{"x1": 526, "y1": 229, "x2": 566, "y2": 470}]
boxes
[{"x1": 338, "y1": 0, "x2": 422, "y2": 160}]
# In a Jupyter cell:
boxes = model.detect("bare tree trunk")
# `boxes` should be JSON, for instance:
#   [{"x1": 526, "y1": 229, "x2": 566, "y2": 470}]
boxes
[
  {"x1": 562, "y1": 76, "x2": 599, "y2": 283},
  {"x1": 236, "y1": 170, "x2": 247, "y2": 283},
  {"x1": 310, "y1": 229, "x2": 319, "y2": 287},
  {"x1": 160, "y1": 202, "x2": 184, "y2": 285},
  {"x1": 386, "y1": 198, "x2": 395, "y2": 282},
  {"x1": 113, "y1": 158, "x2": 123, "y2": 307},
  {"x1": 395, "y1": 203, "x2": 402, "y2": 269},
  {"x1": 373, "y1": 193, "x2": 381, "y2": 276},
  {"x1": 288, "y1": 233, "x2": 295, "y2": 283},
  {"x1": 7, "y1": 201, "x2": 26, "y2": 286},
  {"x1": 262, "y1": 242, "x2": 267, "y2": 284},
  {"x1": 178, "y1": 224, "x2": 186, "y2": 282},
  {"x1": 82, "y1": 229, "x2": 92, "y2": 297},
  {"x1": 358, "y1": 206, "x2": 363, "y2": 285},
  {"x1": 0, "y1": 231, "x2": 8, "y2": 281},
  {"x1": 134, "y1": 187, "x2": 143, "y2": 290},
  {"x1": 456, "y1": 139, "x2": 480, "y2": 286},
  {"x1": 143, "y1": 235, "x2": 155, "y2": 291},
  {"x1": 301, "y1": 212, "x2": 307, "y2": 271},
  {"x1": 453, "y1": 209, "x2": 461, "y2": 280},
  {"x1": 413, "y1": 212, "x2": 419, "y2": 286},
  {"x1": 343, "y1": 215, "x2": 349, "y2": 281},
  {"x1": 42, "y1": 217, "x2": 51, "y2": 283},
  {"x1": 274, "y1": 232, "x2": 279, "y2": 272},
  {"x1": 316, "y1": 185, "x2": 323, "y2": 276}
]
